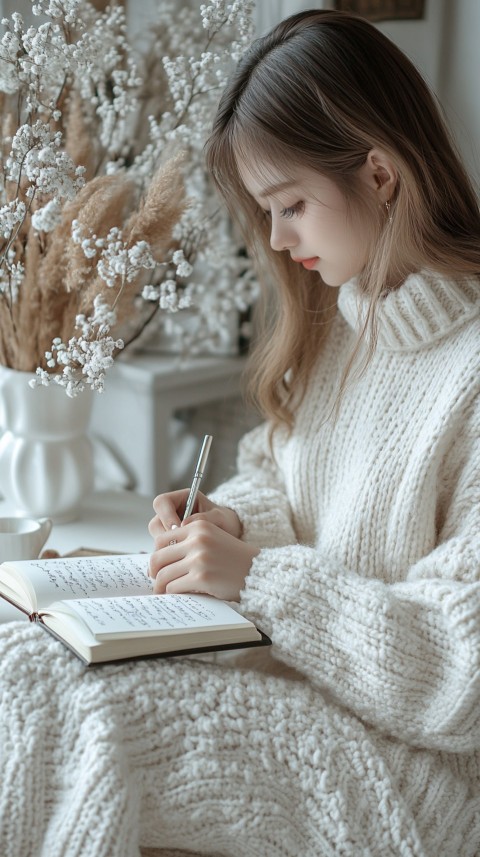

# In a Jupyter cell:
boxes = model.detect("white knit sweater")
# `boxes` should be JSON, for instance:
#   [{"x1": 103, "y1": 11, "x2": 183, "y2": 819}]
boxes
[{"x1": 0, "y1": 271, "x2": 479, "y2": 857}]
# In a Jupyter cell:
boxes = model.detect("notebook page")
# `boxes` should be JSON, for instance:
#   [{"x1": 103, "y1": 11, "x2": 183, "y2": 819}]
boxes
[
  {"x1": 14, "y1": 554, "x2": 151, "y2": 611},
  {"x1": 50, "y1": 593, "x2": 252, "y2": 638}
]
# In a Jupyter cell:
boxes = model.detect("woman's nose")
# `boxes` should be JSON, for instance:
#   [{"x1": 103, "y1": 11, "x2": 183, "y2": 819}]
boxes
[{"x1": 269, "y1": 218, "x2": 297, "y2": 252}]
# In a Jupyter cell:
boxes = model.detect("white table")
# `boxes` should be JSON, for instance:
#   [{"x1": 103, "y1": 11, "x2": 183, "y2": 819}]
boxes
[
  {"x1": 0, "y1": 490, "x2": 153, "y2": 554},
  {"x1": 90, "y1": 352, "x2": 247, "y2": 496},
  {"x1": 0, "y1": 490, "x2": 155, "y2": 623}
]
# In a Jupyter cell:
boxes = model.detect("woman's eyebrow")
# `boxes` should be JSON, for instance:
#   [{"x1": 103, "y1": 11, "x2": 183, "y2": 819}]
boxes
[{"x1": 259, "y1": 180, "x2": 295, "y2": 198}]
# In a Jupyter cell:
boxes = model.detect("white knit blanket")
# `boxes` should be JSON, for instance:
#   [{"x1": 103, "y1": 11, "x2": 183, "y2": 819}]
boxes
[{"x1": 0, "y1": 621, "x2": 433, "y2": 857}]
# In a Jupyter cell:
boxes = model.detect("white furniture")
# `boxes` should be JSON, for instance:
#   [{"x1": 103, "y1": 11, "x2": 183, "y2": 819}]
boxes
[
  {"x1": 0, "y1": 490, "x2": 153, "y2": 555},
  {"x1": 90, "y1": 352, "x2": 248, "y2": 497}
]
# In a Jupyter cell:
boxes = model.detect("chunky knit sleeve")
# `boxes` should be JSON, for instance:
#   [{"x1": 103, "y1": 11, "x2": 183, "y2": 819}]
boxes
[
  {"x1": 208, "y1": 422, "x2": 297, "y2": 548},
  {"x1": 238, "y1": 400, "x2": 480, "y2": 753}
]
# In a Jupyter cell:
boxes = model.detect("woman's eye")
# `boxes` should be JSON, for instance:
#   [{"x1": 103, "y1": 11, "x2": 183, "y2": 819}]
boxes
[{"x1": 280, "y1": 202, "x2": 304, "y2": 219}]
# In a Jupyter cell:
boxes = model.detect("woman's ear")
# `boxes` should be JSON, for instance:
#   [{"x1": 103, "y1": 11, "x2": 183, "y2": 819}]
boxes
[{"x1": 358, "y1": 148, "x2": 398, "y2": 202}]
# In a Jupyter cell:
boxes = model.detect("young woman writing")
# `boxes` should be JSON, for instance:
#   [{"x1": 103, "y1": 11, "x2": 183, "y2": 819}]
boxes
[{"x1": 0, "y1": 10, "x2": 478, "y2": 857}]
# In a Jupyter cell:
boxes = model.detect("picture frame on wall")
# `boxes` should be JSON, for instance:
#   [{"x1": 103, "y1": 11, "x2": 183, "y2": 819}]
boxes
[{"x1": 335, "y1": 1, "x2": 425, "y2": 21}]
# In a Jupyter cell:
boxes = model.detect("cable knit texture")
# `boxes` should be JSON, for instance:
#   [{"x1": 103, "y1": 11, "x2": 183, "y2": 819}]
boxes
[{"x1": 0, "y1": 271, "x2": 479, "y2": 857}]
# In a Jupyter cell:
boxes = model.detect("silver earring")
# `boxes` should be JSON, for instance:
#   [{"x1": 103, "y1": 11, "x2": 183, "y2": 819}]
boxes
[{"x1": 385, "y1": 200, "x2": 393, "y2": 223}]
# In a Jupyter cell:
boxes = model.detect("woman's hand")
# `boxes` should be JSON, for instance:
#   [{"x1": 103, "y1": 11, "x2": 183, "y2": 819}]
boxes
[
  {"x1": 149, "y1": 519, "x2": 259, "y2": 602},
  {"x1": 148, "y1": 489, "x2": 242, "y2": 540}
]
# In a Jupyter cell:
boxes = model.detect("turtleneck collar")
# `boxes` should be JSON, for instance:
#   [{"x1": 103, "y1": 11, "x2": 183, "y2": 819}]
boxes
[{"x1": 337, "y1": 270, "x2": 480, "y2": 350}]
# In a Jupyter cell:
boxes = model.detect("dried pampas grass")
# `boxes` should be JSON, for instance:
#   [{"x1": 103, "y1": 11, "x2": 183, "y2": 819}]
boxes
[
  {"x1": 113, "y1": 155, "x2": 187, "y2": 328},
  {"x1": 126, "y1": 153, "x2": 186, "y2": 253},
  {"x1": 64, "y1": 92, "x2": 98, "y2": 183},
  {"x1": 2, "y1": 153, "x2": 187, "y2": 372}
]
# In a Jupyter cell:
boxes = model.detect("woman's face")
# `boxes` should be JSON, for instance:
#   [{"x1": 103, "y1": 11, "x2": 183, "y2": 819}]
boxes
[{"x1": 239, "y1": 160, "x2": 375, "y2": 287}]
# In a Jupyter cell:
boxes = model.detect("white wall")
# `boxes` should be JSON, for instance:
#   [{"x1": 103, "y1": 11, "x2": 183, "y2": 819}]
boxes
[
  {"x1": 1, "y1": 0, "x2": 29, "y2": 22},
  {"x1": 438, "y1": 0, "x2": 480, "y2": 188},
  {"x1": 375, "y1": 0, "x2": 446, "y2": 93},
  {"x1": 377, "y1": 0, "x2": 480, "y2": 188},
  {"x1": 255, "y1": 1, "x2": 333, "y2": 36}
]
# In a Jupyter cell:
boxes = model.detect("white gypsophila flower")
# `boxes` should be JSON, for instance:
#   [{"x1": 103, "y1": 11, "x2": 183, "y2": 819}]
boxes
[
  {"x1": 70, "y1": 6, "x2": 139, "y2": 156},
  {"x1": 32, "y1": 0, "x2": 81, "y2": 24},
  {"x1": 31, "y1": 198, "x2": 62, "y2": 233},
  {"x1": 25, "y1": 147, "x2": 85, "y2": 199},
  {"x1": 154, "y1": 278, "x2": 193, "y2": 313},
  {"x1": 172, "y1": 249, "x2": 193, "y2": 279},
  {"x1": 71, "y1": 220, "x2": 104, "y2": 259},
  {"x1": 178, "y1": 291, "x2": 193, "y2": 309},
  {"x1": 158, "y1": 278, "x2": 181, "y2": 311},
  {"x1": 6, "y1": 121, "x2": 85, "y2": 199},
  {"x1": 81, "y1": 240, "x2": 97, "y2": 259},
  {"x1": 22, "y1": 23, "x2": 53, "y2": 69},
  {"x1": 71, "y1": 219, "x2": 86, "y2": 245},
  {"x1": 72, "y1": 222, "x2": 155, "y2": 287},
  {"x1": 85, "y1": 293, "x2": 118, "y2": 329},
  {"x1": 58, "y1": 328, "x2": 125, "y2": 395},
  {"x1": 3, "y1": 2, "x2": 139, "y2": 160},
  {"x1": 97, "y1": 228, "x2": 124, "y2": 285},
  {"x1": 0, "y1": 259, "x2": 24, "y2": 299},
  {"x1": 128, "y1": 241, "x2": 155, "y2": 271},
  {"x1": 29, "y1": 368, "x2": 49, "y2": 388},
  {"x1": 0, "y1": 21, "x2": 23, "y2": 94},
  {"x1": 17, "y1": 20, "x2": 79, "y2": 104},
  {"x1": 32, "y1": 0, "x2": 83, "y2": 25},
  {"x1": 200, "y1": 1, "x2": 254, "y2": 58},
  {"x1": 129, "y1": 0, "x2": 253, "y2": 181},
  {"x1": 30, "y1": 295, "x2": 124, "y2": 396},
  {"x1": 0, "y1": 200, "x2": 26, "y2": 238},
  {"x1": 142, "y1": 284, "x2": 160, "y2": 301}
]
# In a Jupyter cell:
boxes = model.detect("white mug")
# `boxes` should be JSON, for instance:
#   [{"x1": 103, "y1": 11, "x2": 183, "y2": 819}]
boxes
[{"x1": 0, "y1": 517, "x2": 52, "y2": 564}]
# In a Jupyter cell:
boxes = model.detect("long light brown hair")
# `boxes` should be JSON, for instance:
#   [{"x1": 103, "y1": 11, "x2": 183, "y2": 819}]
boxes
[{"x1": 205, "y1": 10, "x2": 480, "y2": 430}]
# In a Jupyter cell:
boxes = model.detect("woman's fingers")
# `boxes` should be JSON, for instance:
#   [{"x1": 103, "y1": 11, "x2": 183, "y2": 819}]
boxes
[
  {"x1": 148, "y1": 488, "x2": 242, "y2": 545},
  {"x1": 149, "y1": 489, "x2": 217, "y2": 534},
  {"x1": 149, "y1": 539, "x2": 183, "y2": 578},
  {"x1": 152, "y1": 561, "x2": 190, "y2": 594},
  {"x1": 183, "y1": 505, "x2": 242, "y2": 539},
  {"x1": 153, "y1": 488, "x2": 189, "y2": 530},
  {"x1": 150, "y1": 489, "x2": 190, "y2": 533},
  {"x1": 148, "y1": 519, "x2": 258, "y2": 601},
  {"x1": 149, "y1": 534, "x2": 198, "y2": 594}
]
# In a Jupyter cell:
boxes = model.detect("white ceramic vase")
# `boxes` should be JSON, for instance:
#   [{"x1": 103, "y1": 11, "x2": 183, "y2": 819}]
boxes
[{"x1": 0, "y1": 366, "x2": 94, "y2": 522}]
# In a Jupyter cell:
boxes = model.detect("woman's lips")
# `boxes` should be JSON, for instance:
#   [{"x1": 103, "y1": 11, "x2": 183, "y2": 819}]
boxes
[{"x1": 292, "y1": 256, "x2": 319, "y2": 270}]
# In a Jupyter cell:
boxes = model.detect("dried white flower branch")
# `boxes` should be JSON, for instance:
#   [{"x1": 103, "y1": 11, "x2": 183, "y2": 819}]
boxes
[{"x1": 0, "y1": 0, "x2": 258, "y2": 396}]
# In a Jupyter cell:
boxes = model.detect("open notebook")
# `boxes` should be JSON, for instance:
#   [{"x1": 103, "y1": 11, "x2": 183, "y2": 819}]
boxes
[{"x1": 0, "y1": 553, "x2": 270, "y2": 665}]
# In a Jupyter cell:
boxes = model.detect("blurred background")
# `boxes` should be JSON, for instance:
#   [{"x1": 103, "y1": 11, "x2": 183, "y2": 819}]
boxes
[{"x1": 4, "y1": 1, "x2": 478, "y2": 185}]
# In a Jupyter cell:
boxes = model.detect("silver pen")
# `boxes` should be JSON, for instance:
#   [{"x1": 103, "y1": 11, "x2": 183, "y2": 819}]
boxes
[{"x1": 182, "y1": 434, "x2": 213, "y2": 520}]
